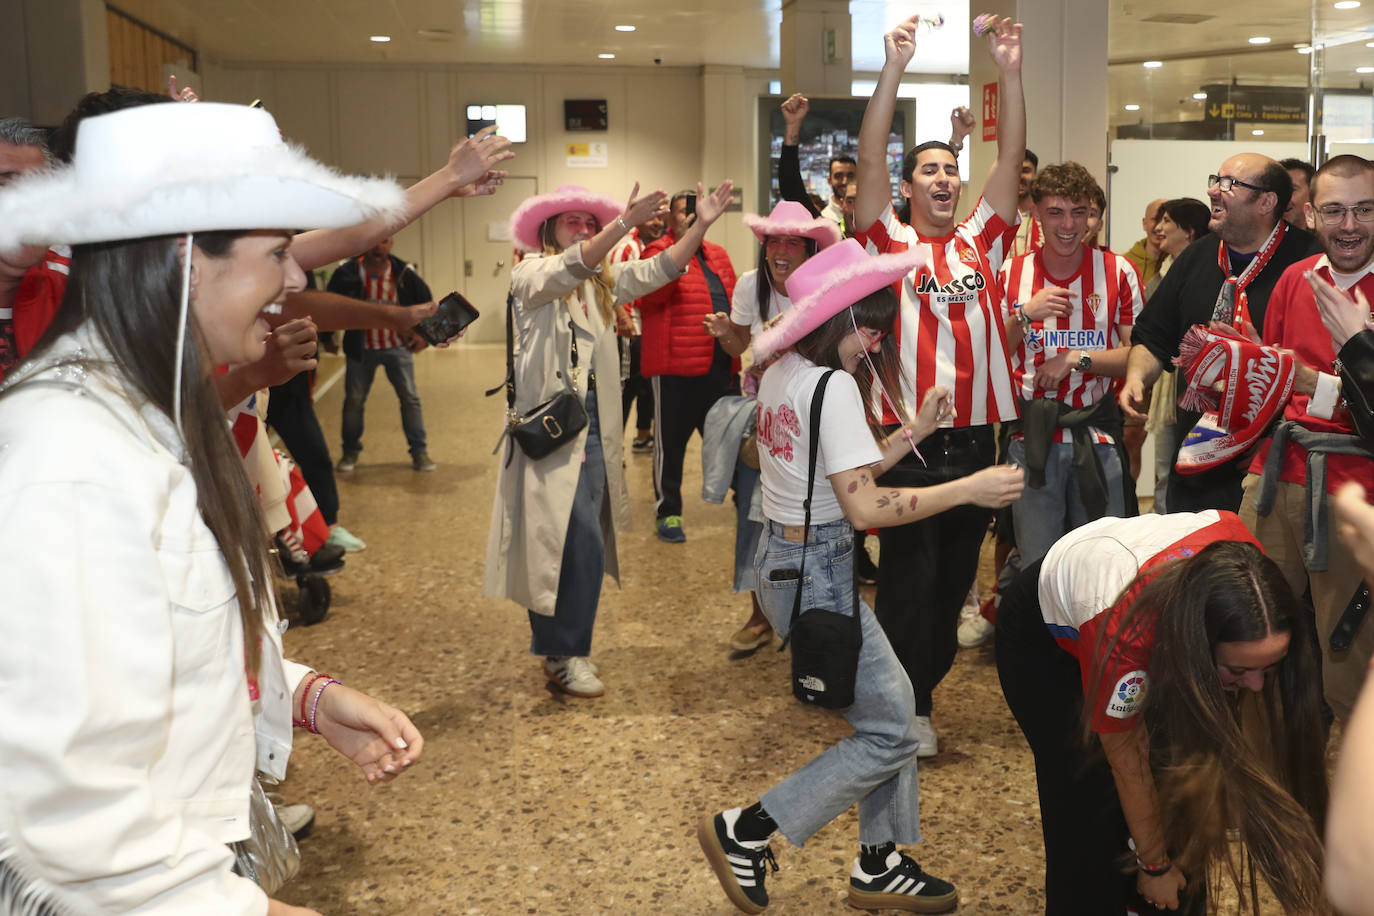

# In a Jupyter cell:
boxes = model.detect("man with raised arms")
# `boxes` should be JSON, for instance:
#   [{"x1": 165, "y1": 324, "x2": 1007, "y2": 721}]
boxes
[{"x1": 853, "y1": 11, "x2": 1026, "y2": 756}]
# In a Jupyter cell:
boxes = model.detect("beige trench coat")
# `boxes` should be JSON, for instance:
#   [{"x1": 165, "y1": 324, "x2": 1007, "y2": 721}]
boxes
[{"x1": 483, "y1": 245, "x2": 684, "y2": 614}]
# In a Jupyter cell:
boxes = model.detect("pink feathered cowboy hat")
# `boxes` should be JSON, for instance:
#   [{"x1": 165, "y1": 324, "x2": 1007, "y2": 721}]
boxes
[
  {"x1": 752, "y1": 238, "x2": 925, "y2": 361},
  {"x1": 742, "y1": 200, "x2": 841, "y2": 249},
  {"x1": 508, "y1": 185, "x2": 622, "y2": 253}
]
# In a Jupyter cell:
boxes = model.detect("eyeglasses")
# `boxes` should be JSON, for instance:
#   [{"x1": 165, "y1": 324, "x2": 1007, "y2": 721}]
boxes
[
  {"x1": 1208, "y1": 174, "x2": 1267, "y2": 194},
  {"x1": 856, "y1": 328, "x2": 887, "y2": 350},
  {"x1": 1315, "y1": 204, "x2": 1374, "y2": 226}
]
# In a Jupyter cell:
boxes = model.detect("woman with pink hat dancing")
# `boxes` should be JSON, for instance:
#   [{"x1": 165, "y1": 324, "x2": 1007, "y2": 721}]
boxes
[
  {"x1": 703, "y1": 200, "x2": 841, "y2": 653},
  {"x1": 485, "y1": 180, "x2": 734, "y2": 698},
  {"x1": 698, "y1": 239, "x2": 1023, "y2": 914}
]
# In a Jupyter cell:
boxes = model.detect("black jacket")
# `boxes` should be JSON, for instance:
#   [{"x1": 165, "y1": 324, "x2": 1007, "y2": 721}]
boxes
[{"x1": 326, "y1": 254, "x2": 433, "y2": 361}]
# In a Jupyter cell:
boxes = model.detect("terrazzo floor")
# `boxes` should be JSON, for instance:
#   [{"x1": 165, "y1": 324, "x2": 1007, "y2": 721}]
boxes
[{"x1": 273, "y1": 344, "x2": 1055, "y2": 914}]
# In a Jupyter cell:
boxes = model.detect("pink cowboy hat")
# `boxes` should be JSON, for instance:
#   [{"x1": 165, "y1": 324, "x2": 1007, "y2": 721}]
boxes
[
  {"x1": 742, "y1": 200, "x2": 841, "y2": 249},
  {"x1": 752, "y1": 238, "x2": 925, "y2": 361},
  {"x1": 508, "y1": 184, "x2": 622, "y2": 253}
]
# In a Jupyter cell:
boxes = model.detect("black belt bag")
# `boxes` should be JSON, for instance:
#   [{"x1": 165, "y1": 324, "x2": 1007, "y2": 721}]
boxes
[
  {"x1": 487, "y1": 290, "x2": 589, "y2": 464},
  {"x1": 780, "y1": 370, "x2": 862, "y2": 710}
]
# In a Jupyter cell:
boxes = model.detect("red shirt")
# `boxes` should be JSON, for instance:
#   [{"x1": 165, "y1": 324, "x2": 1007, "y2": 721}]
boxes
[
  {"x1": 1249, "y1": 254, "x2": 1374, "y2": 495},
  {"x1": 855, "y1": 198, "x2": 1020, "y2": 427}
]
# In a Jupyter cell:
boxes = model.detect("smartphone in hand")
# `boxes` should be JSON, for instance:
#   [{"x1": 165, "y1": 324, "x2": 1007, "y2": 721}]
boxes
[{"x1": 412, "y1": 291, "x2": 480, "y2": 346}]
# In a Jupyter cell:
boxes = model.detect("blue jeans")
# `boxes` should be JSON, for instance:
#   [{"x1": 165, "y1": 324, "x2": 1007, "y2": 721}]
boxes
[
  {"x1": 341, "y1": 346, "x2": 427, "y2": 456},
  {"x1": 754, "y1": 519, "x2": 923, "y2": 848},
  {"x1": 731, "y1": 461, "x2": 762, "y2": 594},
  {"x1": 1008, "y1": 436, "x2": 1125, "y2": 566},
  {"x1": 529, "y1": 389, "x2": 606, "y2": 657}
]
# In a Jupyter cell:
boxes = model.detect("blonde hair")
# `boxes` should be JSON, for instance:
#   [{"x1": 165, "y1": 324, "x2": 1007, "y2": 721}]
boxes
[{"x1": 539, "y1": 216, "x2": 616, "y2": 324}]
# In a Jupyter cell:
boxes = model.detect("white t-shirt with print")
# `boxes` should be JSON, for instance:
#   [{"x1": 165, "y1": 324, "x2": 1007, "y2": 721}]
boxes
[
  {"x1": 756, "y1": 351, "x2": 882, "y2": 525},
  {"x1": 730, "y1": 269, "x2": 794, "y2": 339}
]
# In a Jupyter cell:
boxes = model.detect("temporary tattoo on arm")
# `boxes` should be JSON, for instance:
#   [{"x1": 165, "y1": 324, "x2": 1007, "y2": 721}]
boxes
[
  {"x1": 874, "y1": 489, "x2": 901, "y2": 509},
  {"x1": 909, "y1": 494, "x2": 919, "y2": 510}
]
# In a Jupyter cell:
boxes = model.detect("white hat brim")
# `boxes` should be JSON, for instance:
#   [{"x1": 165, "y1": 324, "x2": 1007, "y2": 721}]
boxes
[{"x1": 0, "y1": 142, "x2": 405, "y2": 252}]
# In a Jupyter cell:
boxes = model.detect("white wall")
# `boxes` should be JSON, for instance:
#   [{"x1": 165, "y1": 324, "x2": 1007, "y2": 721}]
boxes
[
  {"x1": 201, "y1": 60, "x2": 745, "y2": 343},
  {"x1": 1106, "y1": 139, "x2": 1308, "y2": 252}
]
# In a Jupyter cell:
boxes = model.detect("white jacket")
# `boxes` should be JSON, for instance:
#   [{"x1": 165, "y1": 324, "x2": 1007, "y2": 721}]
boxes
[{"x1": 0, "y1": 328, "x2": 307, "y2": 915}]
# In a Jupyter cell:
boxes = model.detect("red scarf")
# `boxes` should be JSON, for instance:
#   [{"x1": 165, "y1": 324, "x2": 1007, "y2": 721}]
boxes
[{"x1": 1212, "y1": 220, "x2": 1286, "y2": 330}]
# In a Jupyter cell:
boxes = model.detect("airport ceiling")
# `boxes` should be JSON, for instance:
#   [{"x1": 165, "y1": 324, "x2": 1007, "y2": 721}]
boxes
[{"x1": 116, "y1": 0, "x2": 1374, "y2": 124}]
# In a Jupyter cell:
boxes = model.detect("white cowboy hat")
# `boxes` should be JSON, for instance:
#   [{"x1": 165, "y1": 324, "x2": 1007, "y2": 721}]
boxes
[{"x1": 0, "y1": 102, "x2": 405, "y2": 252}]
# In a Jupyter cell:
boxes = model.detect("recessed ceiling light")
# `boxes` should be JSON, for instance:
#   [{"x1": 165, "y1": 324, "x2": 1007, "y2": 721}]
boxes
[
  {"x1": 1334, "y1": 1, "x2": 1360, "y2": 9},
  {"x1": 1358, "y1": 66, "x2": 1374, "y2": 73},
  {"x1": 1124, "y1": 104, "x2": 1141, "y2": 111},
  {"x1": 1253, "y1": 129, "x2": 1265, "y2": 135},
  {"x1": 1193, "y1": 91, "x2": 1208, "y2": 99},
  {"x1": 615, "y1": 24, "x2": 636, "y2": 32},
  {"x1": 598, "y1": 53, "x2": 616, "y2": 59},
  {"x1": 1248, "y1": 36, "x2": 1271, "y2": 44},
  {"x1": 1143, "y1": 60, "x2": 1163, "y2": 68},
  {"x1": 369, "y1": 35, "x2": 391, "y2": 42}
]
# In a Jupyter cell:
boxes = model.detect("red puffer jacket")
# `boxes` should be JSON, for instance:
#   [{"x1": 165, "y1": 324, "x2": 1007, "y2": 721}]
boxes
[{"x1": 637, "y1": 236, "x2": 739, "y2": 378}]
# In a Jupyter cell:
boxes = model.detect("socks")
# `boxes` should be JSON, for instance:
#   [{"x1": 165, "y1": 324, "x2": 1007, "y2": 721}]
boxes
[
  {"x1": 733, "y1": 802, "x2": 776, "y2": 843},
  {"x1": 859, "y1": 842, "x2": 896, "y2": 874}
]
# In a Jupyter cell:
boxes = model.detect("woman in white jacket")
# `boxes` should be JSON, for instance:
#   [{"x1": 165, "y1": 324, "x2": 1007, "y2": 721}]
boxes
[
  {"x1": 0, "y1": 102, "x2": 423, "y2": 915},
  {"x1": 486, "y1": 180, "x2": 734, "y2": 698}
]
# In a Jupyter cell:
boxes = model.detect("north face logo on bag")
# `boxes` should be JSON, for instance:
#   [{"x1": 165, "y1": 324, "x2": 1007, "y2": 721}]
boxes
[{"x1": 798, "y1": 675, "x2": 827, "y2": 693}]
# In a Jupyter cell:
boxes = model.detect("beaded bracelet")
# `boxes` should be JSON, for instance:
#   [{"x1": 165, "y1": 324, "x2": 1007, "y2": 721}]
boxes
[
  {"x1": 307, "y1": 678, "x2": 342, "y2": 735},
  {"x1": 294, "y1": 672, "x2": 328, "y2": 728}
]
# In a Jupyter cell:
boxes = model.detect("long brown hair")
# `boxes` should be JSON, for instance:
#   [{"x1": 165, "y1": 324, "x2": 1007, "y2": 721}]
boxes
[
  {"x1": 794, "y1": 286, "x2": 908, "y2": 441},
  {"x1": 538, "y1": 215, "x2": 616, "y2": 324},
  {"x1": 22, "y1": 232, "x2": 273, "y2": 672},
  {"x1": 1088, "y1": 540, "x2": 1328, "y2": 914}
]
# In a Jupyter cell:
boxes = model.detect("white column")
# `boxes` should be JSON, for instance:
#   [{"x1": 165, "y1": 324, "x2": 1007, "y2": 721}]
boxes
[
  {"x1": 779, "y1": 0, "x2": 852, "y2": 98},
  {"x1": 4, "y1": 0, "x2": 109, "y2": 125}
]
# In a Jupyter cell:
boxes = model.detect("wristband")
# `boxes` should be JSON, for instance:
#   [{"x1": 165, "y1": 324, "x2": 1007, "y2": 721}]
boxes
[
  {"x1": 1016, "y1": 306, "x2": 1031, "y2": 332},
  {"x1": 1137, "y1": 858, "x2": 1172, "y2": 877},
  {"x1": 295, "y1": 672, "x2": 327, "y2": 728},
  {"x1": 307, "y1": 678, "x2": 342, "y2": 735},
  {"x1": 615, "y1": 216, "x2": 629, "y2": 233}
]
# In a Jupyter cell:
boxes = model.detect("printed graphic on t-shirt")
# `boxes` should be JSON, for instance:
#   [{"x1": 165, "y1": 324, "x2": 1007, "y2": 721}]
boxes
[
  {"x1": 757, "y1": 402, "x2": 801, "y2": 462},
  {"x1": 1106, "y1": 669, "x2": 1148, "y2": 719}
]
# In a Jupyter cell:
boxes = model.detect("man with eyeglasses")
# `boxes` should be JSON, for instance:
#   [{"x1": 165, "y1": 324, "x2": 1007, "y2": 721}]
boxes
[
  {"x1": 1122, "y1": 152, "x2": 1316, "y2": 512},
  {"x1": 1237, "y1": 154, "x2": 1374, "y2": 723}
]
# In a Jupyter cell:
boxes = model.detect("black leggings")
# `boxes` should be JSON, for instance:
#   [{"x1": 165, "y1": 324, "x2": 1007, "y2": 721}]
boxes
[{"x1": 995, "y1": 560, "x2": 1200, "y2": 916}]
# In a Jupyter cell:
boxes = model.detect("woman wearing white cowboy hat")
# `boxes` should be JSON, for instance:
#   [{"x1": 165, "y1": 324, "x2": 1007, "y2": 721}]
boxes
[
  {"x1": 485, "y1": 179, "x2": 735, "y2": 699},
  {"x1": 698, "y1": 238, "x2": 1023, "y2": 914},
  {"x1": 702, "y1": 200, "x2": 841, "y2": 654},
  {"x1": 0, "y1": 102, "x2": 424, "y2": 915}
]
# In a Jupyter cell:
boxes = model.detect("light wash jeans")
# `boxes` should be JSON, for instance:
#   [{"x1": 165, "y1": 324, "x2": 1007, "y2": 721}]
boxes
[
  {"x1": 754, "y1": 519, "x2": 923, "y2": 847},
  {"x1": 1008, "y1": 436, "x2": 1125, "y2": 567},
  {"x1": 529, "y1": 389, "x2": 605, "y2": 657},
  {"x1": 341, "y1": 346, "x2": 427, "y2": 456},
  {"x1": 731, "y1": 461, "x2": 762, "y2": 594}
]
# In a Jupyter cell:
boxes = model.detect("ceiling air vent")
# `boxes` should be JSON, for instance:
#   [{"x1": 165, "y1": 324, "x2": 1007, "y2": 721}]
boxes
[{"x1": 1141, "y1": 13, "x2": 1216, "y2": 24}]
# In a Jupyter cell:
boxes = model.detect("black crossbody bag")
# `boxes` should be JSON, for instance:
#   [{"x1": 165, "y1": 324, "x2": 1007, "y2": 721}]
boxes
[
  {"x1": 780, "y1": 370, "x2": 863, "y2": 709},
  {"x1": 487, "y1": 290, "x2": 589, "y2": 465}
]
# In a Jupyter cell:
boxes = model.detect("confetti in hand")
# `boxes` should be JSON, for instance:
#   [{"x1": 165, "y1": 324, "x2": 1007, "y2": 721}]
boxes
[
  {"x1": 919, "y1": 13, "x2": 946, "y2": 30},
  {"x1": 972, "y1": 13, "x2": 997, "y2": 35}
]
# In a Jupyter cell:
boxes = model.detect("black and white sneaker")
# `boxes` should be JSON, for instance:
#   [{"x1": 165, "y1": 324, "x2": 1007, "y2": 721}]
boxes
[
  {"x1": 698, "y1": 808, "x2": 778, "y2": 914},
  {"x1": 847, "y1": 851, "x2": 957, "y2": 913}
]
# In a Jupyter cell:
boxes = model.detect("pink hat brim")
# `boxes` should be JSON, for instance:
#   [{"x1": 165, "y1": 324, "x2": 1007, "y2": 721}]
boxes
[
  {"x1": 508, "y1": 185, "x2": 622, "y2": 252},
  {"x1": 742, "y1": 207, "x2": 842, "y2": 249},
  {"x1": 752, "y1": 243, "x2": 925, "y2": 361}
]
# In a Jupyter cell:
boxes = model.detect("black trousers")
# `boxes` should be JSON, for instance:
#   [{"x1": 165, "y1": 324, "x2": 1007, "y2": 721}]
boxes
[
  {"x1": 266, "y1": 372, "x2": 339, "y2": 527},
  {"x1": 995, "y1": 560, "x2": 1199, "y2": 916},
  {"x1": 621, "y1": 337, "x2": 654, "y2": 431},
  {"x1": 873, "y1": 425, "x2": 994, "y2": 716},
  {"x1": 650, "y1": 355, "x2": 735, "y2": 520}
]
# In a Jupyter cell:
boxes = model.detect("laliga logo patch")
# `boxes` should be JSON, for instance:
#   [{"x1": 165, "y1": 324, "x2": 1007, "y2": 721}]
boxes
[{"x1": 1106, "y1": 669, "x2": 1148, "y2": 719}]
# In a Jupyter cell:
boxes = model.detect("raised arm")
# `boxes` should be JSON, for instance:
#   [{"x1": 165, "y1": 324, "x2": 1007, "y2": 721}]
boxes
[
  {"x1": 856, "y1": 15, "x2": 920, "y2": 233},
  {"x1": 289, "y1": 127, "x2": 514, "y2": 271},
  {"x1": 662, "y1": 181, "x2": 735, "y2": 270},
  {"x1": 778, "y1": 95, "x2": 821, "y2": 217},
  {"x1": 579, "y1": 182, "x2": 669, "y2": 268},
  {"x1": 979, "y1": 15, "x2": 1026, "y2": 223}
]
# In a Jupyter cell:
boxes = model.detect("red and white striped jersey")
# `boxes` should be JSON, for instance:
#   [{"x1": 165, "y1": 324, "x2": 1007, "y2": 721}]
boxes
[
  {"x1": 611, "y1": 233, "x2": 645, "y2": 333},
  {"x1": 1000, "y1": 246, "x2": 1142, "y2": 443},
  {"x1": 855, "y1": 198, "x2": 1020, "y2": 427},
  {"x1": 361, "y1": 262, "x2": 405, "y2": 350}
]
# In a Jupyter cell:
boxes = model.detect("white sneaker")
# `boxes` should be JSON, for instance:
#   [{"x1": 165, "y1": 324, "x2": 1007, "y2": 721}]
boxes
[
  {"x1": 265, "y1": 792, "x2": 316, "y2": 840},
  {"x1": 957, "y1": 601, "x2": 994, "y2": 648},
  {"x1": 542, "y1": 656, "x2": 605, "y2": 697},
  {"x1": 913, "y1": 715, "x2": 938, "y2": 758}
]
